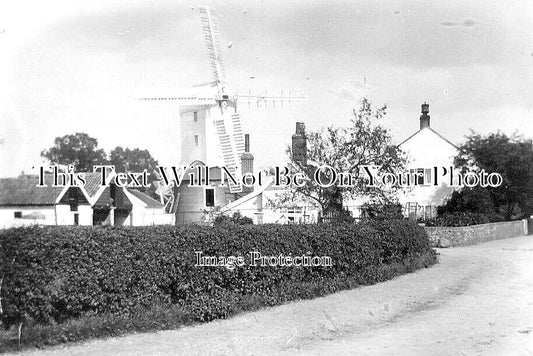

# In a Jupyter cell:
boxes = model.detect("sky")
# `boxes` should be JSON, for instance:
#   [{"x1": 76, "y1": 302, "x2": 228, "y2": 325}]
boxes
[{"x1": 0, "y1": 0, "x2": 532, "y2": 177}]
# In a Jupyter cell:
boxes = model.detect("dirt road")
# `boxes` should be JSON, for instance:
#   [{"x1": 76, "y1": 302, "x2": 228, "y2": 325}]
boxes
[{"x1": 13, "y1": 236, "x2": 533, "y2": 356}]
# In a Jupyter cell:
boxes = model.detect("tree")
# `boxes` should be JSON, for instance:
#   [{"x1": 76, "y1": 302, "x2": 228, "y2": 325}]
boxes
[
  {"x1": 454, "y1": 131, "x2": 533, "y2": 219},
  {"x1": 437, "y1": 186, "x2": 496, "y2": 215},
  {"x1": 108, "y1": 146, "x2": 160, "y2": 194},
  {"x1": 281, "y1": 98, "x2": 406, "y2": 215},
  {"x1": 108, "y1": 147, "x2": 159, "y2": 175},
  {"x1": 41, "y1": 133, "x2": 107, "y2": 172}
]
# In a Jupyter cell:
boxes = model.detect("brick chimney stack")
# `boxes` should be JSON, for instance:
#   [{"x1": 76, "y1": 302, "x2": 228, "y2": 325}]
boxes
[
  {"x1": 292, "y1": 122, "x2": 307, "y2": 165},
  {"x1": 420, "y1": 102, "x2": 430, "y2": 129},
  {"x1": 241, "y1": 134, "x2": 254, "y2": 192}
]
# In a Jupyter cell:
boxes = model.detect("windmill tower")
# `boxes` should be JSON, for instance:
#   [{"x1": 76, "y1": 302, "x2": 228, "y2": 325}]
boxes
[{"x1": 141, "y1": 6, "x2": 305, "y2": 205}]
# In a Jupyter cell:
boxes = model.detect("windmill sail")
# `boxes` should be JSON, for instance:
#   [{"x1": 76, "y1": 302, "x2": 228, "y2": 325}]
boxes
[
  {"x1": 138, "y1": 5, "x2": 307, "y2": 199},
  {"x1": 231, "y1": 113, "x2": 245, "y2": 158},
  {"x1": 199, "y1": 6, "x2": 245, "y2": 193},
  {"x1": 213, "y1": 117, "x2": 242, "y2": 192},
  {"x1": 199, "y1": 6, "x2": 226, "y2": 94},
  {"x1": 136, "y1": 85, "x2": 218, "y2": 104}
]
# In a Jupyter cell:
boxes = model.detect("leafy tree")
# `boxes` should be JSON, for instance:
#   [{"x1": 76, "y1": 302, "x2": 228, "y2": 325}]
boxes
[
  {"x1": 454, "y1": 131, "x2": 533, "y2": 219},
  {"x1": 41, "y1": 133, "x2": 107, "y2": 172},
  {"x1": 41, "y1": 135, "x2": 160, "y2": 197},
  {"x1": 108, "y1": 147, "x2": 159, "y2": 175},
  {"x1": 107, "y1": 146, "x2": 160, "y2": 195},
  {"x1": 281, "y1": 98, "x2": 406, "y2": 215},
  {"x1": 437, "y1": 186, "x2": 495, "y2": 216}
]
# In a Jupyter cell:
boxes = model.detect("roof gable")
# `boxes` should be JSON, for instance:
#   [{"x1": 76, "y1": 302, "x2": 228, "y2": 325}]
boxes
[
  {"x1": 83, "y1": 172, "x2": 103, "y2": 198},
  {"x1": 398, "y1": 127, "x2": 458, "y2": 149},
  {"x1": 93, "y1": 186, "x2": 132, "y2": 210}
]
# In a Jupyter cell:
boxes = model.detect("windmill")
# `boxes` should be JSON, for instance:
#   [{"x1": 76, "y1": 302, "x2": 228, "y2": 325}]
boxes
[{"x1": 140, "y1": 6, "x2": 305, "y2": 208}]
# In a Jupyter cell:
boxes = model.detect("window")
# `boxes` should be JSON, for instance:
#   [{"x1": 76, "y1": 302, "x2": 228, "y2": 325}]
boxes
[
  {"x1": 14, "y1": 211, "x2": 22, "y2": 218},
  {"x1": 193, "y1": 111, "x2": 198, "y2": 122},
  {"x1": 194, "y1": 135, "x2": 199, "y2": 146},
  {"x1": 409, "y1": 168, "x2": 426, "y2": 185},
  {"x1": 416, "y1": 168, "x2": 424, "y2": 185},
  {"x1": 205, "y1": 188, "x2": 215, "y2": 207},
  {"x1": 424, "y1": 169, "x2": 432, "y2": 186}
]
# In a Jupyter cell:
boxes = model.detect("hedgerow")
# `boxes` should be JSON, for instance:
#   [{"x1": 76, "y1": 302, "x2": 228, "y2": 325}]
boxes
[
  {"x1": 424, "y1": 212, "x2": 505, "y2": 227},
  {"x1": 0, "y1": 221, "x2": 436, "y2": 350}
]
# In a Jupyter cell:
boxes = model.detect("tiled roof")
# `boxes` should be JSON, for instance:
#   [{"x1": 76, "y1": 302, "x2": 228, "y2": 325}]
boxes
[
  {"x1": 83, "y1": 168, "x2": 117, "y2": 198},
  {"x1": 93, "y1": 186, "x2": 132, "y2": 210},
  {"x1": 83, "y1": 172, "x2": 103, "y2": 198},
  {"x1": 128, "y1": 189, "x2": 164, "y2": 209},
  {"x1": 0, "y1": 175, "x2": 65, "y2": 206}
]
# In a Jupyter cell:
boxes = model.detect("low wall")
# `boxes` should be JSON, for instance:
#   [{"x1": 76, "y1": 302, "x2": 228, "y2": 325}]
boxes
[{"x1": 424, "y1": 219, "x2": 528, "y2": 248}]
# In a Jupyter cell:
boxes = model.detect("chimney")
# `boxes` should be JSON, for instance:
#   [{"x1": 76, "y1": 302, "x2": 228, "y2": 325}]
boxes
[
  {"x1": 241, "y1": 134, "x2": 254, "y2": 192},
  {"x1": 420, "y1": 102, "x2": 430, "y2": 129},
  {"x1": 244, "y1": 133, "x2": 250, "y2": 153},
  {"x1": 292, "y1": 122, "x2": 307, "y2": 165}
]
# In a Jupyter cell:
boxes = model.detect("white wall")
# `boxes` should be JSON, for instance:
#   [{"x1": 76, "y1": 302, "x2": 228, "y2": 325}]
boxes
[
  {"x1": 224, "y1": 193, "x2": 263, "y2": 224},
  {"x1": 130, "y1": 205, "x2": 174, "y2": 226},
  {"x1": 124, "y1": 190, "x2": 174, "y2": 226},
  {"x1": 0, "y1": 205, "x2": 94, "y2": 229},
  {"x1": 0, "y1": 206, "x2": 56, "y2": 228},
  {"x1": 398, "y1": 128, "x2": 458, "y2": 217},
  {"x1": 55, "y1": 204, "x2": 93, "y2": 226},
  {"x1": 261, "y1": 188, "x2": 319, "y2": 224}
]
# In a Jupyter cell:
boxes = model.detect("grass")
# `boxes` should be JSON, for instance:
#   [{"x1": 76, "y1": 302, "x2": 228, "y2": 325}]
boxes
[{"x1": 0, "y1": 251, "x2": 437, "y2": 354}]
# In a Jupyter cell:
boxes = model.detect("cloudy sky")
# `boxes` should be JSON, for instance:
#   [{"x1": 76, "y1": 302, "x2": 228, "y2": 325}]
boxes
[{"x1": 0, "y1": 0, "x2": 532, "y2": 177}]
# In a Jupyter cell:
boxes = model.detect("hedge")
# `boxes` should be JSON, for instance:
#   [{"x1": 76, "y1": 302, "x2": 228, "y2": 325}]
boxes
[
  {"x1": 0, "y1": 221, "x2": 436, "y2": 334},
  {"x1": 424, "y1": 212, "x2": 505, "y2": 227}
]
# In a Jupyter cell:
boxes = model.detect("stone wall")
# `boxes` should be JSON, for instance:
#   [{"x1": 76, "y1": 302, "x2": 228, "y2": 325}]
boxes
[{"x1": 424, "y1": 219, "x2": 528, "y2": 248}]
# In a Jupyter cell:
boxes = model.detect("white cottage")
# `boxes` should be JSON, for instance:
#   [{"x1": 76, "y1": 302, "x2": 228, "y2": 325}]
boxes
[
  {"x1": 397, "y1": 103, "x2": 459, "y2": 220},
  {"x1": 0, "y1": 175, "x2": 93, "y2": 228},
  {"x1": 0, "y1": 172, "x2": 172, "y2": 228},
  {"x1": 222, "y1": 111, "x2": 459, "y2": 224}
]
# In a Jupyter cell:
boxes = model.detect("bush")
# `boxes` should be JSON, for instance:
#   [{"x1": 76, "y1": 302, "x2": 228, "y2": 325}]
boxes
[
  {"x1": 213, "y1": 212, "x2": 253, "y2": 225},
  {"x1": 0, "y1": 221, "x2": 436, "y2": 348},
  {"x1": 437, "y1": 187, "x2": 495, "y2": 216},
  {"x1": 424, "y1": 212, "x2": 504, "y2": 227},
  {"x1": 361, "y1": 203, "x2": 404, "y2": 221},
  {"x1": 319, "y1": 209, "x2": 355, "y2": 224}
]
